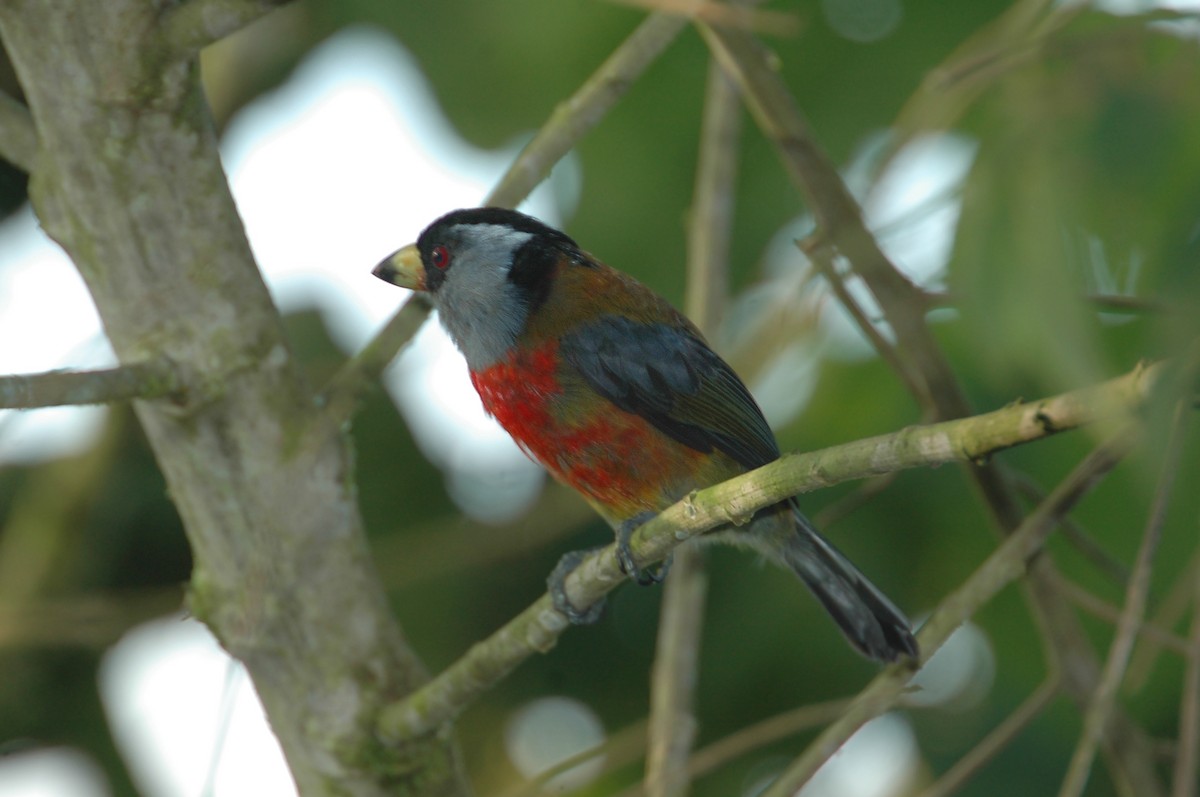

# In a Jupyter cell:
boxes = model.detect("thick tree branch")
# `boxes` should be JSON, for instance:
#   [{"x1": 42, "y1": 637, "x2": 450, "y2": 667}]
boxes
[
  {"x1": 377, "y1": 363, "x2": 1156, "y2": 741},
  {"x1": 0, "y1": 90, "x2": 36, "y2": 171},
  {"x1": 0, "y1": 3, "x2": 467, "y2": 794},
  {"x1": 0, "y1": 359, "x2": 182, "y2": 409}
]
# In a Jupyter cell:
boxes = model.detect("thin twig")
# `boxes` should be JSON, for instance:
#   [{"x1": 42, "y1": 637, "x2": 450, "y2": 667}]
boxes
[
  {"x1": 485, "y1": 12, "x2": 688, "y2": 210},
  {"x1": 0, "y1": 90, "x2": 37, "y2": 172},
  {"x1": 813, "y1": 472, "x2": 898, "y2": 529},
  {"x1": 156, "y1": 0, "x2": 293, "y2": 59},
  {"x1": 698, "y1": 21, "x2": 968, "y2": 421},
  {"x1": 500, "y1": 718, "x2": 649, "y2": 797},
  {"x1": 0, "y1": 359, "x2": 183, "y2": 409},
  {"x1": 600, "y1": 0, "x2": 801, "y2": 36},
  {"x1": 916, "y1": 676, "x2": 1061, "y2": 797},
  {"x1": 684, "y1": 57, "x2": 740, "y2": 333},
  {"x1": 372, "y1": 484, "x2": 593, "y2": 587},
  {"x1": 319, "y1": 297, "x2": 430, "y2": 426},
  {"x1": 804, "y1": 240, "x2": 930, "y2": 412},
  {"x1": 1084, "y1": 293, "x2": 1170, "y2": 314},
  {"x1": 1054, "y1": 577, "x2": 1190, "y2": 657},
  {"x1": 644, "y1": 550, "x2": 705, "y2": 797},
  {"x1": 872, "y1": 0, "x2": 1090, "y2": 182},
  {"x1": 374, "y1": 368, "x2": 1151, "y2": 741},
  {"x1": 1173, "y1": 576, "x2": 1200, "y2": 797},
  {"x1": 699, "y1": 22, "x2": 1169, "y2": 792},
  {"x1": 643, "y1": 39, "x2": 743, "y2": 797},
  {"x1": 683, "y1": 698, "x2": 851, "y2": 784},
  {"x1": 924, "y1": 289, "x2": 1168, "y2": 316},
  {"x1": 761, "y1": 436, "x2": 1131, "y2": 797},
  {"x1": 1059, "y1": 401, "x2": 1191, "y2": 797},
  {"x1": 617, "y1": 699, "x2": 852, "y2": 797},
  {"x1": 1128, "y1": 550, "x2": 1200, "y2": 692},
  {"x1": 1011, "y1": 470, "x2": 1131, "y2": 586},
  {"x1": 0, "y1": 587, "x2": 184, "y2": 649}
]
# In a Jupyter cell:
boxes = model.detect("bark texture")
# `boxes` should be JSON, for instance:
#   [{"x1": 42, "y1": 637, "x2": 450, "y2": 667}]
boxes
[{"x1": 0, "y1": 3, "x2": 468, "y2": 794}]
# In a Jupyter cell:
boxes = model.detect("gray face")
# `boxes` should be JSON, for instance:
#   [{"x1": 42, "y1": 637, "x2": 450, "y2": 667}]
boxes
[{"x1": 428, "y1": 223, "x2": 535, "y2": 371}]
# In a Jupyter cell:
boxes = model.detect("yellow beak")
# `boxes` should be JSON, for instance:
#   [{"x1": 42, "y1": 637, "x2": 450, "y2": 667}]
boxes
[{"x1": 372, "y1": 244, "x2": 425, "y2": 291}]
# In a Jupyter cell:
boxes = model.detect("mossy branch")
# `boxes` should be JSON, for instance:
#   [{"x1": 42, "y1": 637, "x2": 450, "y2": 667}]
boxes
[
  {"x1": 377, "y1": 362, "x2": 1157, "y2": 741},
  {"x1": 0, "y1": 359, "x2": 183, "y2": 409},
  {"x1": 0, "y1": 2, "x2": 469, "y2": 791}
]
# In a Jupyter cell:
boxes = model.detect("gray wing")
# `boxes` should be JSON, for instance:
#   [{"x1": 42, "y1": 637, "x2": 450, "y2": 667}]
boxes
[{"x1": 559, "y1": 315, "x2": 779, "y2": 470}]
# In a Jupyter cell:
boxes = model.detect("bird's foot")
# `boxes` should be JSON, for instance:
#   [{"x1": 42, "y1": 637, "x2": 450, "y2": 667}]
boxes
[
  {"x1": 547, "y1": 548, "x2": 606, "y2": 625},
  {"x1": 617, "y1": 513, "x2": 671, "y2": 586}
]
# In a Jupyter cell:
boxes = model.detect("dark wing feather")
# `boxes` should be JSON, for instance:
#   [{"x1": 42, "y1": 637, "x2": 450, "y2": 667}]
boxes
[{"x1": 560, "y1": 316, "x2": 779, "y2": 470}]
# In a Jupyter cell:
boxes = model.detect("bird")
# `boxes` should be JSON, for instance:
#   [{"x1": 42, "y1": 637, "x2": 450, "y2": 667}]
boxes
[{"x1": 373, "y1": 207, "x2": 917, "y2": 663}]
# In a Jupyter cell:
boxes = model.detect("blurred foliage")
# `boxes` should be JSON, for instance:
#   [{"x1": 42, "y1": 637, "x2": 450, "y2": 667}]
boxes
[{"x1": 3, "y1": 1, "x2": 1200, "y2": 796}]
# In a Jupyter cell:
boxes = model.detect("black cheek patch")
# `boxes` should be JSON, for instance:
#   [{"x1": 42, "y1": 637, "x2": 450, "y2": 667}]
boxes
[
  {"x1": 507, "y1": 238, "x2": 561, "y2": 315},
  {"x1": 425, "y1": 263, "x2": 446, "y2": 292},
  {"x1": 420, "y1": 242, "x2": 447, "y2": 292}
]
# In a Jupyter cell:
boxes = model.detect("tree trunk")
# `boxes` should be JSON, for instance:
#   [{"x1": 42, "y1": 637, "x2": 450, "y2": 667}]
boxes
[{"x1": 0, "y1": 2, "x2": 469, "y2": 794}]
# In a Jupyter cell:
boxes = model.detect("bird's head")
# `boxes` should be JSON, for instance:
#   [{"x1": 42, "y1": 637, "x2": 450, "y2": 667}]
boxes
[{"x1": 374, "y1": 207, "x2": 583, "y2": 370}]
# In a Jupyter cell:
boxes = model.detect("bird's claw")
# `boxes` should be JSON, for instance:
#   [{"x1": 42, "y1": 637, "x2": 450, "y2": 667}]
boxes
[
  {"x1": 617, "y1": 513, "x2": 669, "y2": 585},
  {"x1": 547, "y1": 549, "x2": 606, "y2": 625}
]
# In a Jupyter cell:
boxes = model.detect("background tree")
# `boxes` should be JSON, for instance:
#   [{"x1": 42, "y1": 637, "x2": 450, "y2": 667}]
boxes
[{"x1": 0, "y1": 1, "x2": 1198, "y2": 796}]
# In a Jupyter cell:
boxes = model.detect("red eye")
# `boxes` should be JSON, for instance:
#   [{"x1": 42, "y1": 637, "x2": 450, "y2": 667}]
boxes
[{"x1": 430, "y1": 245, "x2": 450, "y2": 270}]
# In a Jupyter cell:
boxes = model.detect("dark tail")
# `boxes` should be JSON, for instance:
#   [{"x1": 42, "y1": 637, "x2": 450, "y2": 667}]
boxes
[{"x1": 779, "y1": 501, "x2": 918, "y2": 663}]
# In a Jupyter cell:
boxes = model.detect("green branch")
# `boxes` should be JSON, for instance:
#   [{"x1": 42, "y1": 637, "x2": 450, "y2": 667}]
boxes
[
  {"x1": 0, "y1": 359, "x2": 183, "y2": 409},
  {"x1": 376, "y1": 362, "x2": 1157, "y2": 741}
]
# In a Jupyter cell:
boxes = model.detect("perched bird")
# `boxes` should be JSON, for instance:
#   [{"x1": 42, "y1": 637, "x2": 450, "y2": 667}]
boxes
[{"x1": 374, "y1": 207, "x2": 917, "y2": 662}]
